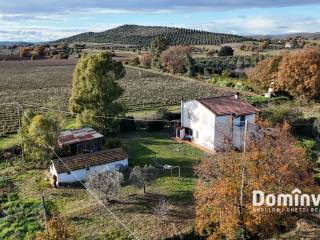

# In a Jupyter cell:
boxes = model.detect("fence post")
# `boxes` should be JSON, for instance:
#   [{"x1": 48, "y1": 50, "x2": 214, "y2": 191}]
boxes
[{"x1": 16, "y1": 102, "x2": 24, "y2": 161}]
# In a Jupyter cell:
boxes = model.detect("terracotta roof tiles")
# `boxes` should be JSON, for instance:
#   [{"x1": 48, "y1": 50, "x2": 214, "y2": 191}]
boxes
[
  {"x1": 197, "y1": 95, "x2": 259, "y2": 116},
  {"x1": 52, "y1": 148, "x2": 128, "y2": 174}
]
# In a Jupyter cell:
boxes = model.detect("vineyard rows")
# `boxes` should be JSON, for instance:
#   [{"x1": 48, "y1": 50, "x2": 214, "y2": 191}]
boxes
[
  {"x1": 0, "y1": 104, "x2": 20, "y2": 136},
  {"x1": 0, "y1": 61, "x2": 232, "y2": 135}
]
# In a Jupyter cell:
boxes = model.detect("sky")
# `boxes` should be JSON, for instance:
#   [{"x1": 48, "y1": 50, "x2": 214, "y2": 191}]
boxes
[{"x1": 0, "y1": 0, "x2": 320, "y2": 42}]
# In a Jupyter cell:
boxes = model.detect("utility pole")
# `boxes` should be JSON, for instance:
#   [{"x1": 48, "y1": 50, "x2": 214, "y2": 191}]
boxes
[{"x1": 239, "y1": 120, "x2": 248, "y2": 226}]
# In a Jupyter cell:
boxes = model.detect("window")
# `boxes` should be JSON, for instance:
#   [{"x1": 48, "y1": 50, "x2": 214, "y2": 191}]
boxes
[{"x1": 239, "y1": 115, "x2": 246, "y2": 127}]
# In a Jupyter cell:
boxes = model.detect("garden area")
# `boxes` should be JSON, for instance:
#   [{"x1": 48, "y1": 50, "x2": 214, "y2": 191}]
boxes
[{"x1": 0, "y1": 129, "x2": 205, "y2": 240}]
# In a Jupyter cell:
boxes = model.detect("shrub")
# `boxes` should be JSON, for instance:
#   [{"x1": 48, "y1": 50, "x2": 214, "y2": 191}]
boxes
[
  {"x1": 105, "y1": 138, "x2": 123, "y2": 149},
  {"x1": 297, "y1": 138, "x2": 317, "y2": 161},
  {"x1": 139, "y1": 54, "x2": 152, "y2": 69},
  {"x1": 145, "y1": 108, "x2": 168, "y2": 131},
  {"x1": 146, "y1": 120, "x2": 166, "y2": 131},
  {"x1": 129, "y1": 165, "x2": 157, "y2": 193},
  {"x1": 259, "y1": 105, "x2": 303, "y2": 126},
  {"x1": 291, "y1": 118, "x2": 318, "y2": 137},
  {"x1": 119, "y1": 116, "x2": 137, "y2": 132},
  {"x1": 103, "y1": 229, "x2": 133, "y2": 240},
  {"x1": 218, "y1": 46, "x2": 234, "y2": 56},
  {"x1": 86, "y1": 171, "x2": 123, "y2": 204},
  {"x1": 128, "y1": 57, "x2": 140, "y2": 67}
]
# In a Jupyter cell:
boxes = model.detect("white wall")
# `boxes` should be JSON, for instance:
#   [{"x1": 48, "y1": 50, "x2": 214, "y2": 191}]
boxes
[
  {"x1": 181, "y1": 100, "x2": 216, "y2": 150},
  {"x1": 181, "y1": 99, "x2": 257, "y2": 151},
  {"x1": 214, "y1": 115, "x2": 233, "y2": 151},
  {"x1": 53, "y1": 159, "x2": 128, "y2": 185}
]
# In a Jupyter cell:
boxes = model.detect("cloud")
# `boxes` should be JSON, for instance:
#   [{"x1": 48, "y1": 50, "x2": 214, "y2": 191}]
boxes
[
  {"x1": 0, "y1": 1, "x2": 319, "y2": 41},
  {"x1": 0, "y1": 0, "x2": 319, "y2": 14},
  {"x1": 188, "y1": 16, "x2": 320, "y2": 35}
]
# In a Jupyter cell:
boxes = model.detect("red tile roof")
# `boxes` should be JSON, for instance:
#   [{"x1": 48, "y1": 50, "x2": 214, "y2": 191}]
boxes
[
  {"x1": 52, "y1": 148, "x2": 128, "y2": 174},
  {"x1": 197, "y1": 95, "x2": 259, "y2": 116}
]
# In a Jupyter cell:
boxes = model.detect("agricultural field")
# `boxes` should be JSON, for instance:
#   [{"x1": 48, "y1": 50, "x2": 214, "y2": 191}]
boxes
[
  {"x1": 0, "y1": 59, "x2": 232, "y2": 108},
  {"x1": 0, "y1": 130, "x2": 205, "y2": 239},
  {"x1": 120, "y1": 66, "x2": 232, "y2": 111},
  {"x1": 195, "y1": 55, "x2": 267, "y2": 74}
]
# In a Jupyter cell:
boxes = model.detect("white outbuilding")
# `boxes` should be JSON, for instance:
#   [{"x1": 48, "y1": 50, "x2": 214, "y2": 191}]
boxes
[
  {"x1": 49, "y1": 148, "x2": 128, "y2": 187},
  {"x1": 177, "y1": 94, "x2": 259, "y2": 151}
]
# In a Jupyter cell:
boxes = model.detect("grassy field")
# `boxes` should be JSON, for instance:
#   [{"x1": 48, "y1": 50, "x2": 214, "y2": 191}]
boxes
[
  {"x1": 0, "y1": 130, "x2": 205, "y2": 239},
  {"x1": 0, "y1": 134, "x2": 20, "y2": 149}
]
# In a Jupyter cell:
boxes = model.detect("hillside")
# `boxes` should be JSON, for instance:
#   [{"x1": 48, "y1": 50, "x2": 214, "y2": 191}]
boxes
[{"x1": 57, "y1": 24, "x2": 251, "y2": 47}]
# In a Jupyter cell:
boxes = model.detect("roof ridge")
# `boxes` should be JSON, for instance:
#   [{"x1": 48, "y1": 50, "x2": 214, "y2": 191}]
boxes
[{"x1": 196, "y1": 94, "x2": 236, "y2": 101}]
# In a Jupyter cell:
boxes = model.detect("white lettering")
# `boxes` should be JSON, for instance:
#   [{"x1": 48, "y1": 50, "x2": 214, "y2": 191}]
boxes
[{"x1": 253, "y1": 190, "x2": 265, "y2": 206}]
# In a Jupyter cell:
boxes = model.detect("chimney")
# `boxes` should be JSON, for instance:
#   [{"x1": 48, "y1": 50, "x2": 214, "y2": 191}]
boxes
[{"x1": 234, "y1": 92, "x2": 240, "y2": 99}]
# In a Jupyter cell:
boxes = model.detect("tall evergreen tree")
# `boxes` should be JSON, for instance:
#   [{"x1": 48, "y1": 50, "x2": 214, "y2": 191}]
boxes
[{"x1": 69, "y1": 53, "x2": 126, "y2": 135}]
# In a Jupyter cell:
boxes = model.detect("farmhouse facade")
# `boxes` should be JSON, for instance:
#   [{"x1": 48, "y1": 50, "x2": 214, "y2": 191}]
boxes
[
  {"x1": 50, "y1": 148, "x2": 128, "y2": 187},
  {"x1": 177, "y1": 94, "x2": 259, "y2": 151}
]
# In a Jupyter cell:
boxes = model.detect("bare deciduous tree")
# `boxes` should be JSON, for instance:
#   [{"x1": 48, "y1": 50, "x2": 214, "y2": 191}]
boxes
[{"x1": 86, "y1": 171, "x2": 123, "y2": 204}]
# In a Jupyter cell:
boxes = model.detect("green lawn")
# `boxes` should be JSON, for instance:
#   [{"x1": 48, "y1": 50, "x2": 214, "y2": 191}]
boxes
[{"x1": 0, "y1": 129, "x2": 206, "y2": 239}]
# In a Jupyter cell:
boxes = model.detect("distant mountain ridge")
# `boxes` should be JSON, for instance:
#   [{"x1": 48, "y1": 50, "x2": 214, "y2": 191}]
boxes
[
  {"x1": 251, "y1": 32, "x2": 320, "y2": 40},
  {"x1": 0, "y1": 41, "x2": 32, "y2": 47},
  {"x1": 56, "y1": 24, "x2": 251, "y2": 47}
]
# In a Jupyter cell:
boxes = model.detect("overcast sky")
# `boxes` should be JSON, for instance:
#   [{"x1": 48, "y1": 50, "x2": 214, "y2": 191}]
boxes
[{"x1": 0, "y1": 0, "x2": 319, "y2": 42}]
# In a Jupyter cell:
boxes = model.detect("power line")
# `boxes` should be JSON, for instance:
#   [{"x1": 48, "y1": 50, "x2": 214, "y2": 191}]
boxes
[
  {"x1": 19, "y1": 103, "x2": 176, "y2": 123},
  {"x1": 16, "y1": 102, "x2": 142, "y2": 240},
  {"x1": 17, "y1": 102, "x2": 320, "y2": 126}
]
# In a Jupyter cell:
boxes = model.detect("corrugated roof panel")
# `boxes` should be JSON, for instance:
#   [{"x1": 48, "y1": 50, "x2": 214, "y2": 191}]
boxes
[{"x1": 58, "y1": 128, "x2": 104, "y2": 146}]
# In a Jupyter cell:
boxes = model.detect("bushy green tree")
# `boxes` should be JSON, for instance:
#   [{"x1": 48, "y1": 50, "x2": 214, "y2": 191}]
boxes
[
  {"x1": 69, "y1": 53, "x2": 126, "y2": 135},
  {"x1": 218, "y1": 46, "x2": 234, "y2": 56},
  {"x1": 150, "y1": 37, "x2": 169, "y2": 69},
  {"x1": 20, "y1": 110, "x2": 61, "y2": 163}
]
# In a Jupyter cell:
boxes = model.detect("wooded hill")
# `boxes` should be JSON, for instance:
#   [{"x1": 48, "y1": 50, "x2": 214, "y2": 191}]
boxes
[{"x1": 56, "y1": 24, "x2": 251, "y2": 47}]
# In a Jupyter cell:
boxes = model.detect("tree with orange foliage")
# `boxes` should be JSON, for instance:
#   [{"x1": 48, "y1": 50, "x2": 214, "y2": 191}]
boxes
[
  {"x1": 260, "y1": 40, "x2": 269, "y2": 49},
  {"x1": 275, "y1": 47, "x2": 320, "y2": 99},
  {"x1": 247, "y1": 55, "x2": 282, "y2": 91},
  {"x1": 36, "y1": 215, "x2": 76, "y2": 240},
  {"x1": 160, "y1": 46, "x2": 192, "y2": 74},
  {"x1": 19, "y1": 47, "x2": 31, "y2": 58},
  {"x1": 194, "y1": 121, "x2": 315, "y2": 240},
  {"x1": 139, "y1": 53, "x2": 152, "y2": 69}
]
